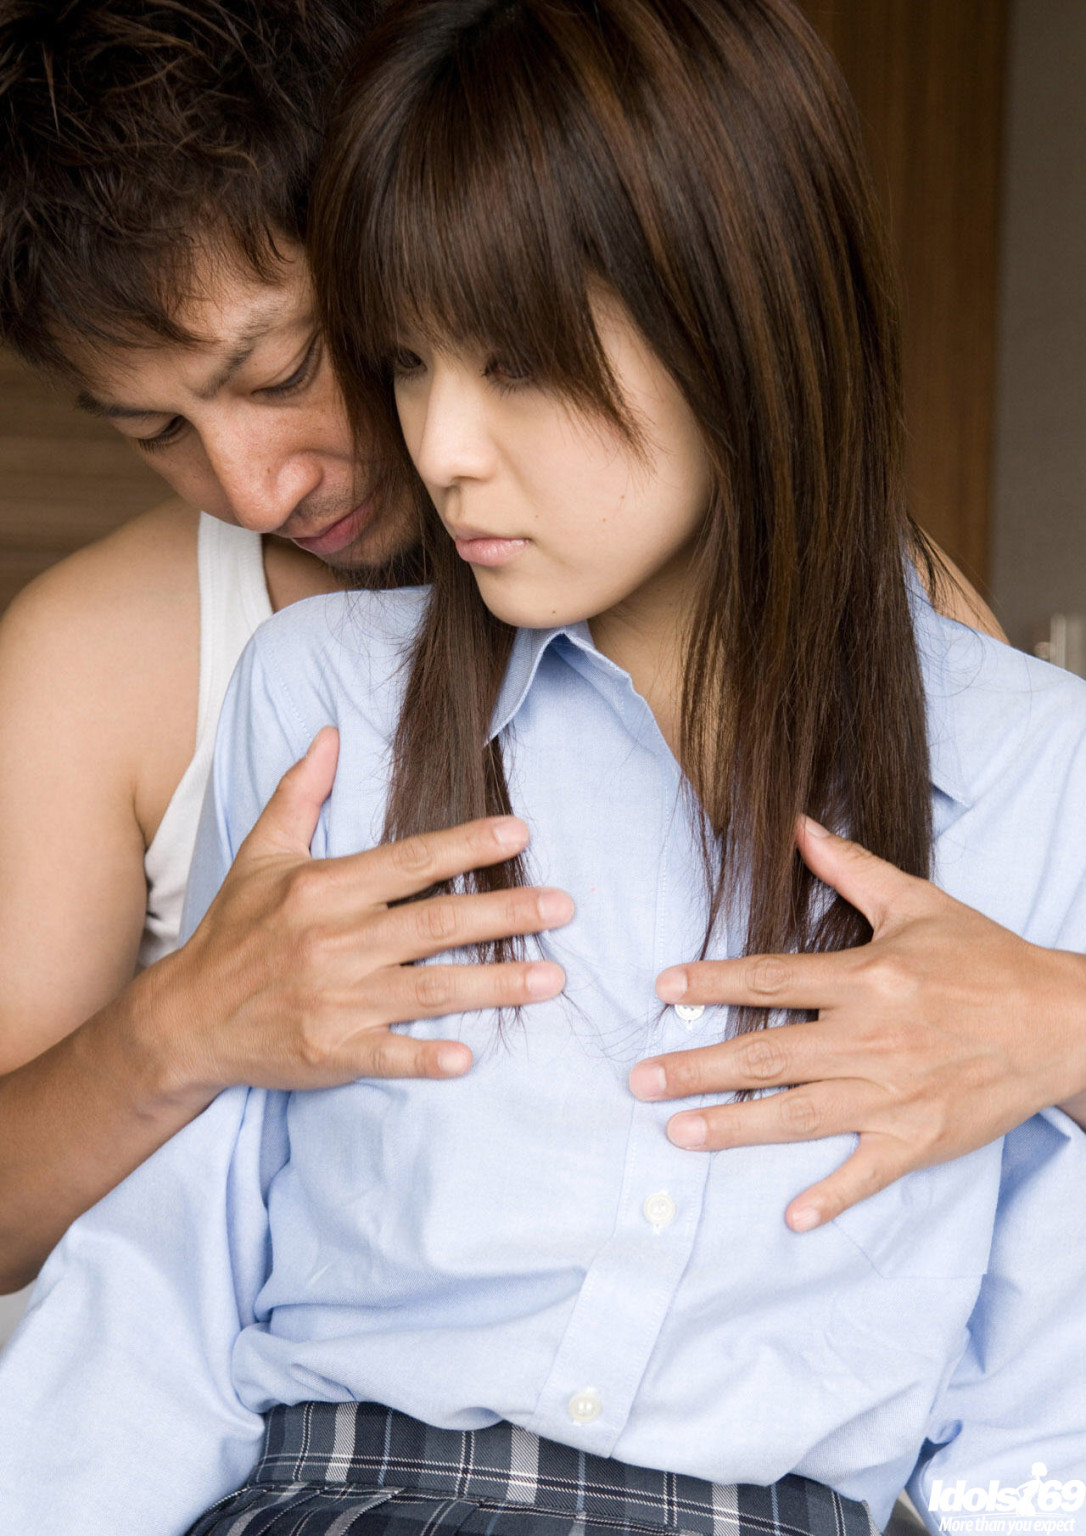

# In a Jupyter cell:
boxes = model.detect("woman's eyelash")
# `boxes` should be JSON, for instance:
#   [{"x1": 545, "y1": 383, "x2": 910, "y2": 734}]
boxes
[
  {"x1": 390, "y1": 347, "x2": 424, "y2": 376},
  {"x1": 387, "y1": 348, "x2": 536, "y2": 391},
  {"x1": 484, "y1": 357, "x2": 533, "y2": 391}
]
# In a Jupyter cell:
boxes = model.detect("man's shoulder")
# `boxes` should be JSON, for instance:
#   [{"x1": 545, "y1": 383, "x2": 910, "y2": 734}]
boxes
[
  {"x1": 1, "y1": 498, "x2": 201, "y2": 662},
  {"x1": 0, "y1": 500, "x2": 203, "y2": 816}
]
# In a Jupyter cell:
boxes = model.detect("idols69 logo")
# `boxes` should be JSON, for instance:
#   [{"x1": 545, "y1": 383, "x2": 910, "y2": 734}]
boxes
[{"x1": 928, "y1": 1465, "x2": 1085, "y2": 1533}]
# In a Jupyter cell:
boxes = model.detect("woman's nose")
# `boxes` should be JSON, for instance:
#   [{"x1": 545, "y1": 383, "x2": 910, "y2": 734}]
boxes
[{"x1": 407, "y1": 367, "x2": 496, "y2": 491}]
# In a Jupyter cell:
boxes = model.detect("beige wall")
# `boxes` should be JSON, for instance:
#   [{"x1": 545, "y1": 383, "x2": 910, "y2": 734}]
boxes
[
  {"x1": 992, "y1": 0, "x2": 1086, "y2": 651},
  {"x1": 0, "y1": 350, "x2": 163, "y2": 616}
]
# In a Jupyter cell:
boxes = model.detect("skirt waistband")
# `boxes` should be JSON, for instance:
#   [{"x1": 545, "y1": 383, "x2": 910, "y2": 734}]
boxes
[{"x1": 252, "y1": 1403, "x2": 878, "y2": 1536}]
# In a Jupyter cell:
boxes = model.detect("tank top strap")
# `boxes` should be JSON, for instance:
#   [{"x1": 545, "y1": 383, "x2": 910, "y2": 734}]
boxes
[{"x1": 138, "y1": 514, "x2": 272, "y2": 970}]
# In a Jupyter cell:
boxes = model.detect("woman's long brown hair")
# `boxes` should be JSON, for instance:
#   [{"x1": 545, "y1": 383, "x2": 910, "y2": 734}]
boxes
[{"x1": 311, "y1": 0, "x2": 934, "y2": 1026}]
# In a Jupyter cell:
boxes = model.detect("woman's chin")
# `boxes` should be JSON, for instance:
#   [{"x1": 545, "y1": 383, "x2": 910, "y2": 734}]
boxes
[{"x1": 470, "y1": 571, "x2": 593, "y2": 633}]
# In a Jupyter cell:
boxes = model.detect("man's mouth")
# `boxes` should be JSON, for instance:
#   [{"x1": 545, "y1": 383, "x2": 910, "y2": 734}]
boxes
[{"x1": 290, "y1": 501, "x2": 373, "y2": 557}]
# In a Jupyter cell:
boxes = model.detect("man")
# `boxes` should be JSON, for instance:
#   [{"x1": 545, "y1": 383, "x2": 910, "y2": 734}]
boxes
[
  {"x1": 0, "y1": 0, "x2": 570, "y2": 1308},
  {"x1": 0, "y1": 0, "x2": 1082, "y2": 1333}
]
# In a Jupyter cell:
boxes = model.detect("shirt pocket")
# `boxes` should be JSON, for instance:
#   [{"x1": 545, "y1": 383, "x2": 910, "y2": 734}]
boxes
[{"x1": 830, "y1": 1151, "x2": 998, "y2": 1281}]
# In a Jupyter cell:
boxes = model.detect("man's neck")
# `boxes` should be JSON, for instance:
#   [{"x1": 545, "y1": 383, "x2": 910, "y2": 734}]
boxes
[
  {"x1": 262, "y1": 537, "x2": 345, "y2": 613},
  {"x1": 262, "y1": 535, "x2": 431, "y2": 614}
]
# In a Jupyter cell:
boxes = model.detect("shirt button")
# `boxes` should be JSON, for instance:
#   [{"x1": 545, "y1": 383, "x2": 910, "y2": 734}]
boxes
[
  {"x1": 642, "y1": 1191, "x2": 676, "y2": 1229},
  {"x1": 568, "y1": 1388, "x2": 603, "y2": 1424},
  {"x1": 674, "y1": 1003, "x2": 705, "y2": 1025}
]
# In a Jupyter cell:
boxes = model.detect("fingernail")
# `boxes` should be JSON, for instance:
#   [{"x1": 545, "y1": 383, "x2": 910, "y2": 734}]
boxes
[
  {"x1": 493, "y1": 817, "x2": 529, "y2": 849},
  {"x1": 656, "y1": 967, "x2": 687, "y2": 1003},
  {"x1": 437, "y1": 1045, "x2": 472, "y2": 1076},
  {"x1": 789, "y1": 1205, "x2": 822, "y2": 1231},
  {"x1": 802, "y1": 817, "x2": 831, "y2": 838},
  {"x1": 526, "y1": 961, "x2": 565, "y2": 998},
  {"x1": 667, "y1": 1114, "x2": 707, "y2": 1149},
  {"x1": 629, "y1": 1063, "x2": 667, "y2": 1100},
  {"x1": 538, "y1": 889, "x2": 575, "y2": 924}
]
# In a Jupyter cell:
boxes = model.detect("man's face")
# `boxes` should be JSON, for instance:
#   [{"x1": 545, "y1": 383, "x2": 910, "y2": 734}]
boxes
[{"x1": 73, "y1": 245, "x2": 416, "y2": 570}]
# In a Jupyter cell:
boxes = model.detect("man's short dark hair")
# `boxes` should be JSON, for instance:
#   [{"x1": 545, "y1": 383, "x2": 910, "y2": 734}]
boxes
[{"x1": 0, "y1": 0, "x2": 373, "y2": 379}]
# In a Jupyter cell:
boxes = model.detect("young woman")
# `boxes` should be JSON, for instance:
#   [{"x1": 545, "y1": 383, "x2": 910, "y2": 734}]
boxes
[{"x1": 1, "y1": 1, "x2": 1084, "y2": 1533}]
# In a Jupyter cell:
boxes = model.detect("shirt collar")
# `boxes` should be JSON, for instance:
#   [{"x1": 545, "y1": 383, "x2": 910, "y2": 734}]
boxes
[
  {"x1": 908, "y1": 567, "x2": 974, "y2": 809},
  {"x1": 488, "y1": 588, "x2": 975, "y2": 810},
  {"x1": 488, "y1": 622, "x2": 592, "y2": 742}
]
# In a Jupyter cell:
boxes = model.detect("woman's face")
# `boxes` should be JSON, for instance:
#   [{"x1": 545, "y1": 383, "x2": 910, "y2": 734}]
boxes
[{"x1": 392, "y1": 304, "x2": 713, "y2": 637}]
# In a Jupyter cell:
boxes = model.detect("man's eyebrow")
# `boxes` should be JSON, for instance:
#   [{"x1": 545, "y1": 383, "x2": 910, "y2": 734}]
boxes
[
  {"x1": 193, "y1": 313, "x2": 280, "y2": 400},
  {"x1": 75, "y1": 308, "x2": 292, "y2": 419},
  {"x1": 75, "y1": 394, "x2": 160, "y2": 421}
]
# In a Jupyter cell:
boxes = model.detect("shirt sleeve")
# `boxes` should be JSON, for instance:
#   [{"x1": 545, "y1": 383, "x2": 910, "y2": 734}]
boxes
[
  {"x1": 907, "y1": 1109, "x2": 1086, "y2": 1531},
  {"x1": 0, "y1": 1087, "x2": 284, "y2": 1535},
  {"x1": 0, "y1": 630, "x2": 311, "y2": 1536}
]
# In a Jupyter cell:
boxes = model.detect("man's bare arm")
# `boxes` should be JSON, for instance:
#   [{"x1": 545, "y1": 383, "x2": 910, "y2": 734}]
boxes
[{"x1": 0, "y1": 520, "x2": 569, "y2": 1292}]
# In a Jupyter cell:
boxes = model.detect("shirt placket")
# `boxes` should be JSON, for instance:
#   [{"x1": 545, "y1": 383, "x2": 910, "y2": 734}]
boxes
[{"x1": 525, "y1": 712, "x2": 718, "y2": 1453}]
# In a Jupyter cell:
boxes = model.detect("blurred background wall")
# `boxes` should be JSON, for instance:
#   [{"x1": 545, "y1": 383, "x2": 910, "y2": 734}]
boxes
[
  {"x1": 991, "y1": 0, "x2": 1086, "y2": 653},
  {"x1": 803, "y1": 0, "x2": 1006, "y2": 592},
  {"x1": 0, "y1": 351, "x2": 163, "y2": 614}
]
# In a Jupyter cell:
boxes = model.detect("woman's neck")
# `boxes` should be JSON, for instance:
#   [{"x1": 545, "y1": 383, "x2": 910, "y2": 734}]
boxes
[{"x1": 589, "y1": 567, "x2": 691, "y2": 760}]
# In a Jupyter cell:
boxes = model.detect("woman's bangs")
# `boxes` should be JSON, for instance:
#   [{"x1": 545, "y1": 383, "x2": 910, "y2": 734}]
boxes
[{"x1": 365, "y1": 55, "x2": 627, "y2": 427}]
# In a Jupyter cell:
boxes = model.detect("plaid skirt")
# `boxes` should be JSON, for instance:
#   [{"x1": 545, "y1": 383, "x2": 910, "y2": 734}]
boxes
[{"x1": 184, "y1": 1402, "x2": 880, "y2": 1536}]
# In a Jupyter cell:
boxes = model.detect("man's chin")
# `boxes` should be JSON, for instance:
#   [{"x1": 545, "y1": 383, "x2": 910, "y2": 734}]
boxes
[
  {"x1": 326, "y1": 536, "x2": 428, "y2": 591},
  {"x1": 309, "y1": 504, "x2": 426, "y2": 589}
]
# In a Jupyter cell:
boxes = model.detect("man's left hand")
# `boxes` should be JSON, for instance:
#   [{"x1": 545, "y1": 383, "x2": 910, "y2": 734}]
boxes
[{"x1": 628, "y1": 817, "x2": 1086, "y2": 1232}]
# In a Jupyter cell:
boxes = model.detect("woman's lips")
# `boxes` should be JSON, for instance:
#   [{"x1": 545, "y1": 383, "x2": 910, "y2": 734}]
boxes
[
  {"x1": 454, "y1": 535, "x2": 529, "y2": 567},
  {"x1": 291, "y1": 502, "x2": 373, "y2": 557}
]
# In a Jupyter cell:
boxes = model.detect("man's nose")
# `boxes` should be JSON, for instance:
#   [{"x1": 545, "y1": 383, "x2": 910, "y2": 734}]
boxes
[{"x1": 204, "y1": 427, "x2": 324, "y2": 535}]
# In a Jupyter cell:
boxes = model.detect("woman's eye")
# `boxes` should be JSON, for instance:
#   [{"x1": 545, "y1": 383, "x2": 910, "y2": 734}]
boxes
[
  {"x1": 260, "y1": 335, "x2": 322, "y2": 398},
  {"x1": 134, "y1": 417, "x2": 186, "y2": 454},
  {"x1": 390, "y1": 347, "x2": 425, "y2": 377},
  {"x1": 484, "y1": 355, "x2": 534, "y2": 391}
]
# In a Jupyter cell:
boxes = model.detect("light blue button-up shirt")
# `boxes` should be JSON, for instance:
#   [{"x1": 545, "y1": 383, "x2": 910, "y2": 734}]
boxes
[{"x1": 2, "y1": 586, "x2": 1086, "y2": 1536}]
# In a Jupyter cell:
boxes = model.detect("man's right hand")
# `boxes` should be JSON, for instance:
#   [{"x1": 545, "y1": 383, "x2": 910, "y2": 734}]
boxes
[{"x1": 141, "y1": 727, "x2": 571, "y2": 1102}]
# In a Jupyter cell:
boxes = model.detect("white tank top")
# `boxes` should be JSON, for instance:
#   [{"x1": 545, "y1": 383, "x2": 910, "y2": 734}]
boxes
[{"x1": 137, "y1": 514, "x2": 273, "y2": 969}]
